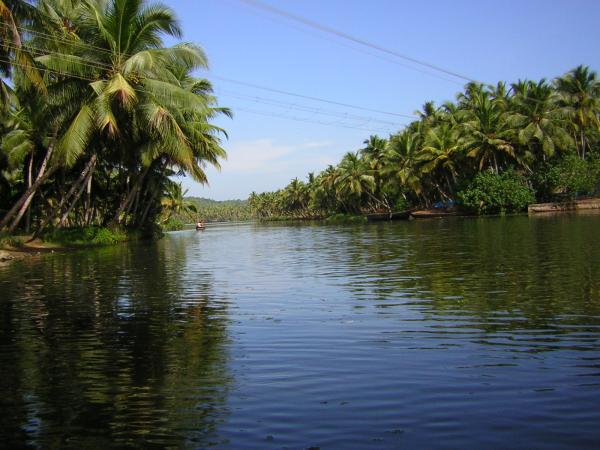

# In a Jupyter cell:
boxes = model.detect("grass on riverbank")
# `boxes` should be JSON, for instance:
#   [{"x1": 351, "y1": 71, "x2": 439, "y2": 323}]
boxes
[
  {"x1": 324, "y1": 214, "x2": 368, "y2": 224},
  {"x1": 0, "y1": 227, "x2": 157, "y2": 255},
  {"x1": 42, "y1": 227, "x2": 130, "y2": 247}
]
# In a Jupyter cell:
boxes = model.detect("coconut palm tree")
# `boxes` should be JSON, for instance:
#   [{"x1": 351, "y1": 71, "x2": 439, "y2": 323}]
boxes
[
  {"x1": 0, "y1": 0, "x2": 45, "y2": 107},
  {"x1": 335, "y1": 152, "x2": 375, "y2": 213},
  {"x1": 160, "y1": 181, "x2": 197, "y2": 223},
  {"x1": 360, "y1": 134, "x2": 387, "y2": 203},
  {"x1": 460, "y1": 90, "x2": 519, "y2": 174},
  {"x1": 508, "y1": 79, "x2": 572, "y2": 162},
  {"x1": 554, "y1": 65, "x2": 600, "y2": 158},
  {"x1": 1, "y1": 0, "x2": 229, "y2": 231},
  {"x1": 383, "y1": 130, "x2": 424, "y2": 203},
  {"x1": 418, "y1": 123, "x2": 462, "y2": 199}
]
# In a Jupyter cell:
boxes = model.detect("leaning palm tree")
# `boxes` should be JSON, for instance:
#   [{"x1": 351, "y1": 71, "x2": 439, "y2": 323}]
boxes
[
  {"x1": 0, "y1": 0, "x2": 45, "y2": 107},
  {"x1": 1, "y1": 0, "x2": 229, "y2": 231}
]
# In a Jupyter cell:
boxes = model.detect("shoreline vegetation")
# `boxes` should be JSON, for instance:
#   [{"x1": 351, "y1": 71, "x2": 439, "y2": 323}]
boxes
[
  {"x1": 0, "y1": 1, "x2": 230, "y2": 247},
  {"x1": 248, "y1": 67, "x2": 600, "y2": 221},
  {"x1": 1, "y1": 3, "x2": 599, "y2": 253}
]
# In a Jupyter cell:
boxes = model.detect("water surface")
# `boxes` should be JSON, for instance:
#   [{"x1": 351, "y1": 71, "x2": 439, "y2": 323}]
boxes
[{"x1": 1, "y1": 215, "x2": 600, "y2": 448}]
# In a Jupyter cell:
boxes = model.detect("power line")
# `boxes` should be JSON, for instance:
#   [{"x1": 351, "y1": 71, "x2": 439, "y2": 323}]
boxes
[
  {"x1": 234, "y1": 106, "x2": 395, "y2": 133},
  {"x1": 0, "y1": 56, "x2": 399, "y2": 134},
  {"x1": 227, "y1": 1, "x2": 463, "y2": 86},
  {"x1": 2, "y1": 20, "x2": 418, "y2": 119},
  {"x1": 216, "y1": 88, "x2": 404, "y2": 126},
  {"x1": 235, "y1": 0, "x2": 478, "y2": 83},
  {"x1": 210, "y1": 74, "x2": 416, "y2": 119}
]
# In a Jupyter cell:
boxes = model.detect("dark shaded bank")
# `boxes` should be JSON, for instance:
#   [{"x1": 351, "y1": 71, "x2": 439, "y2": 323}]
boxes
[{"x1": 0, "y1": 226, "x2": 163, "y2": 265}]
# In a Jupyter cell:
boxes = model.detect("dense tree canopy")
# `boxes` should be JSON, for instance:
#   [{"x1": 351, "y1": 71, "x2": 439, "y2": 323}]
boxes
[
  {"x1": 0, "y1": 0, "x2": 229, "y2": 237},
  {"x1": 249, "y1": 67, "x2": 600, "y2": 219}
]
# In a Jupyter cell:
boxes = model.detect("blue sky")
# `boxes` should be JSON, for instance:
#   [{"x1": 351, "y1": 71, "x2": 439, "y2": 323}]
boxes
[{"x1": 165, "y1": 0, "x2": 600, "y2": 200}]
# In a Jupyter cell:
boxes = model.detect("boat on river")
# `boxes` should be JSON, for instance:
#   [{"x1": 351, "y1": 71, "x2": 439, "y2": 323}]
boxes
[
  {"x1": 528, "y1": 197, "x2": 600, "y2": 214},
  {"x1": 365, "y1": 208, "x2": 416, "y2": 222},
  {"x1": 410, "y1": 207, "x2": 463, "y2": 219}
]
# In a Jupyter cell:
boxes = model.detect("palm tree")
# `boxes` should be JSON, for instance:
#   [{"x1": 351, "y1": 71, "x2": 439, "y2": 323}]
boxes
[
  {"x1": 1, "y1": 0, "x2": 229, "y2": 231},
  {"x1": 335, "y1": 152, "x2": 375, "y2": 213},
  {"x1": 460, "y1": 90, "x2": 518, "y2": 174},
  {"x1": 160, "y1": 181, "x2": 197, "y2": 223},
  {"x1": 360, "y1": 134, "x2": 387, "y2": 203},
  {"x1": 282, "y1": 177, "x2": 308, "y2": 214},
  {"x1": 508, "y1": 79, "x2": 572, "y2": 162},
  {"x1": 554, "y1": 65, "x2": 600, "y2": 158},
  {"x1": 383, "y1": 130, "x2": 424, "y2": 203},
  {"x1": 0, "y1": 0, "x2": 45, "y2": 107},
  {"x1": 418, "y1": 123, "x2": 462, "y2": 199}
]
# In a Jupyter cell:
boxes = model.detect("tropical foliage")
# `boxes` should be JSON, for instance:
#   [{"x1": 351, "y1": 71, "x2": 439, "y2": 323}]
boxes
[
  {"x1": 250, "y1": 67, "x2": 600, "y2": 219},
  {"x1": 0, "y1": 0, "x2": 229, "y2": 238},
  {"x1": 160, "y1": 194, "x2": 252, "y2": 228}
]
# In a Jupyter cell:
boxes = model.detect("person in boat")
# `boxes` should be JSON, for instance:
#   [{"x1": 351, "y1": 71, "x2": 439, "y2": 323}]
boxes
[{"x1": 196, "y1": 219, "x2": 205, "y2": 230}]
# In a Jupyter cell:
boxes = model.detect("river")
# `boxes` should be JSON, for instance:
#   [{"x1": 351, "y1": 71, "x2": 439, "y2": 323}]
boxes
[{"x1": 1, "y1": 214, "x2": 599, "y2": 449}]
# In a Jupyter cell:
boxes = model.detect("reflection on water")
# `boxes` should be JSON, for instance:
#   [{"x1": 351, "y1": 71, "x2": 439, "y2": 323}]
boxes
[
  {"x1": 0, "y1": 242, "x2": 230, "y2": 448},
  {"x1": 1, "y1": 214, "x2": 600, "y2": 448}
]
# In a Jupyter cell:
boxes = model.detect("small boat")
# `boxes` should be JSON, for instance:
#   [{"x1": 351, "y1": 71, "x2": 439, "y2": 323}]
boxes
[
  {"x1": 195, "y1": 222, "x2": 206, "y2": 230},
  {"x1": 366, "y1": 208, "x2": 416, "y2": 222},
  {"x1": 410, "y1": 208, "x2": 462, "y2": 219},
  {"x1": 528, "y1": 197, "x2": 600, "y2": 214}
]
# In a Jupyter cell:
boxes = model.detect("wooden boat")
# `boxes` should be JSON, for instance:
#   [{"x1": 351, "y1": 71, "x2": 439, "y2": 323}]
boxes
[
  {"x1": 366, "y1": 208, "x2": 416, "y2": 221},
  {"x1": 195, "y1": 224, "x2": 206, "y2": 230},
  {"x1": 410, "y1": 208, "x2": 462, "y2": 219},
  {"x1": 528, "y1": 197, "x2": 600, "y2": 214}
]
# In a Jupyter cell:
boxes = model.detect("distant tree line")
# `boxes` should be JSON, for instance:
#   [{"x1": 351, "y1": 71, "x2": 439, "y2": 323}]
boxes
[
  {"x1": 159, "y1": 189, "x2": 252, "y2": 230},
  {"x1": 249, "y1": 66, "x2": 600, "y2": 219}
]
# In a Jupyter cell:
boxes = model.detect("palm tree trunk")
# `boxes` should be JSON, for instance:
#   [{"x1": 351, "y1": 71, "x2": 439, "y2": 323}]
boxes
[
  {"x1": 58, "y1": 166, "x2": 95, "y2": 227},
  {"x1": 24, "y1": 153, "x2": 33, "y2": 234},
  {"x1": 31, "y1": 155, "x2": 97, "y2": 239},
  {"x1": 445, "y1": 174, "x2": 454, "y2": 199},
  {"x1": 110, "y1": 165, "x2": 151, "y2": 226},
  {"x1": 140, "y1": 187, "x2": 159, "y2": 225},
  {"x1": 1, "y1": 138, "x2": 57, "y2": 232},
  {"x1": 84, "y1": 165, "x2": 93, "y2": 225}
]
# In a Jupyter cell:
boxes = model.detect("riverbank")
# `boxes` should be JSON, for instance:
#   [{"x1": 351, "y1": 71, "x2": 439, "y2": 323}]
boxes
[
  {"x1": 0, "y1": 227, "x2": 155, "y2": 266},
  {"x1": 0, "y1": 239, "x2": 65, "y2": 266}
]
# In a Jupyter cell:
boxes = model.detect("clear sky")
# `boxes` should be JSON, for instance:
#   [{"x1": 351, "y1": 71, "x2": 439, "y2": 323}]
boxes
[{"x1": 164, "y1": 0, "x2": 600, "y2": 200}]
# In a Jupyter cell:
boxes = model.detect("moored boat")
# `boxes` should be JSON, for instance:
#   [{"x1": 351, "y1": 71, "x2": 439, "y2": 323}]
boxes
[
  {"x1": 410, "y1": 207, "x2": 463, "y2": 219},
  {"x1": 366, "y1": 208, "x2": 416, "y2": 222},
  {"x1": 528, "y1": 197, "x2": 600, "y2": 214}
]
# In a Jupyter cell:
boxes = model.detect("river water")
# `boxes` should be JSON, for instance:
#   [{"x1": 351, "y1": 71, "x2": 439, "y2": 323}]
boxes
[{"x1": 1, "y1": 214, "x2": 599, "y2": 449}]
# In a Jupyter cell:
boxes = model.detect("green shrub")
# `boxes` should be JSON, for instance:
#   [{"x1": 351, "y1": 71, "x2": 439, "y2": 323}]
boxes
[
  {"x1": 458, "y1": 169, "x2": 535, "y2": 214},
  {"x1": 160, "y1": 218, "x2": 185, "y2": 231},
  {"x1": 44, "y1": 227, "x2": 128, "y2": 246},
  {"x1": 0, "y1": 232, "x2": 24, "y2": 248},
  {"x1": 91, "y1": 228, "x2": 127, "y2": 245},
  {"x1": 533, "y1": 154, "x2": 600, "y2": 200}
]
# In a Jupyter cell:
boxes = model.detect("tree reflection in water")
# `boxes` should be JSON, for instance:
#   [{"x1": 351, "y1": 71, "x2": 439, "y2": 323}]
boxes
[{"x1": 0, "y1": 240, "x2": 231, "y2": 448}]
